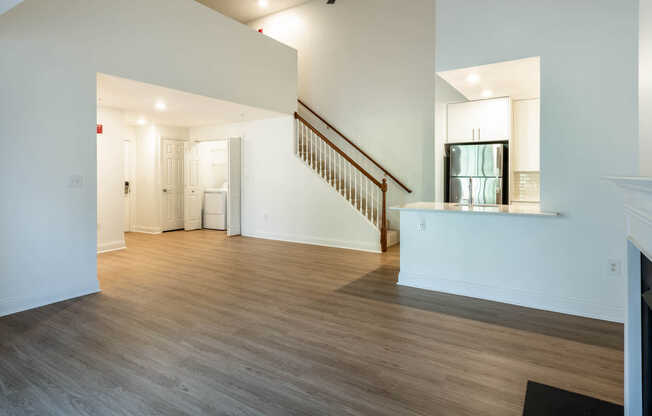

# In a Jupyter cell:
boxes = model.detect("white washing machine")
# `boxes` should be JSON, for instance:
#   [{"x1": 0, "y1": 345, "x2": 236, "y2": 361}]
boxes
[{"x1": 203, "y1": 188, "x2": 227, "y2": 230}]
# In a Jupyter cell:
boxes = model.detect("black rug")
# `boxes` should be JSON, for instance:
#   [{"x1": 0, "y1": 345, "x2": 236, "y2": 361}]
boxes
[{"x1": 522, "y1": 381, "x2": 623, "y2": 416}]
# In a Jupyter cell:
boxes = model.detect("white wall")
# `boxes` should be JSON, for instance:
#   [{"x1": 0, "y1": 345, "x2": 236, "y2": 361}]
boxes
[
  {"x1": 249, "y1": 0, "x2": 435, "y2": 210},
  {"x1": 198, "y1": 140, "x2": 228, "y2": 190},
  {"x1": 190, "y1": 116, "x2": 381, "y2": 251},
  {"x1": 642, "y1": 0, "x2": 652, "y2": 176},
  {"x1": 96, "y1": 107, "x2": 134, "y2": 252},
  {"x1": 398, "y1": 0, "x2": 639, "y2": 323},
  {"x1": 0, "y1": 0, "x2": 297, "y2": 317},
  {"x1": 0, "y1": 0, "x2": 22, "y2": 15},
  {"x1": 434, "y1": 75, "x2": 466, "y2": 202},
  {"x1": 133, "y1": 124, "x2": 189, "y2": 234}
]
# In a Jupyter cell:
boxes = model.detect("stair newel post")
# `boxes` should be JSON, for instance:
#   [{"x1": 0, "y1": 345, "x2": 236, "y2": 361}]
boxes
[{"x1": 381, "y1": 178, "x2": 388, "y2": 252}]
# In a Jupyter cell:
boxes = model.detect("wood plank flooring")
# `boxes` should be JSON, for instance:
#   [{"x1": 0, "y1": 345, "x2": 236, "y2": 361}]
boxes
[{"x1": 0, "y1": 231, "x2": 623, "y2": 415}]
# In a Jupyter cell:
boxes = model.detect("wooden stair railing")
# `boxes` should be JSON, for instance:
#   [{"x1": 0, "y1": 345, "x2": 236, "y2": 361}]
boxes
[
  {"x1": 295, "y1": 112, "x2": 388, "y2": 252},
  {"x1": 298, "y1": 99, "x2": 412, "y2": 194}
]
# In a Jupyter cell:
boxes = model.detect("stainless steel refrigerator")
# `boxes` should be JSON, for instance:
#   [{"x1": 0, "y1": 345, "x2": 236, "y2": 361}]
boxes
[{"x1": 446, "y1": 143, "x2": 507, "y2": 205}]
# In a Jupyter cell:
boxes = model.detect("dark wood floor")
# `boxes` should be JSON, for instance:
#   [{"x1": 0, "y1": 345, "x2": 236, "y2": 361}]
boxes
[{"x1": 0, "y1": 231, "x2": 623, "y2": 415}]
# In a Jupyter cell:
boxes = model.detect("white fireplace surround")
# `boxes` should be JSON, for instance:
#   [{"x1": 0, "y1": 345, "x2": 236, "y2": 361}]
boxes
[{"x1": 607, "y1": 177, "x2": 652, "y2": 416}]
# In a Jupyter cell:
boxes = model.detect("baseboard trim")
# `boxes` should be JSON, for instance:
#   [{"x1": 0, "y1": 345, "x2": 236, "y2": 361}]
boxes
[
  {"x1": 398, "y1": 271, "x2": 624, "y2": 323},
  {"x1": 0, "y1": 285, "x2": 101, "y2": 318},
  {"x1": 243, "y1": 231, "x2": 381, "y2": 253},
  {"x1": 133, "y1": 226, "x2": 163, "y2": 234},
  {"x1": 97, "y1": 240, "x2": 126, "y2": 254}
]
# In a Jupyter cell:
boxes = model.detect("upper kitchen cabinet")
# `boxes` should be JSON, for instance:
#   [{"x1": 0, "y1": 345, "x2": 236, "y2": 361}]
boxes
[
  {"x1": 512, "y1": 99, "x2": 540, "y2": 172},
  {"x1": 447, "y1": 97, "x2": 512, "y2": 143}
]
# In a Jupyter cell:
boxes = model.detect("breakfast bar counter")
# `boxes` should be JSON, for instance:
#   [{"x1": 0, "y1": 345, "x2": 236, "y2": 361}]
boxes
[{"x1": 391, "y1": 202, "x2": 558, "y2": 217}]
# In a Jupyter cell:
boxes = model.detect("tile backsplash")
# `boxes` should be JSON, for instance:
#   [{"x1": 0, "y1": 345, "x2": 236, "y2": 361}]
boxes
[{"x1": 513, "y1": 171, "x2": 540, "y2": 202}]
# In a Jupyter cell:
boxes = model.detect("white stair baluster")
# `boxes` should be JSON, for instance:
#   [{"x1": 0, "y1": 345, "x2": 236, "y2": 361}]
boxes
[
  {"x1": 339, "y1": 155, "x2": 342, "y2": 193},
  {"x1": 310, "y1": 130, "x2": 313, "y2": 168},
  {"x1": 354, "y1": 171, "x2": 357, "y2": 208},
  {"x1": 331, "y1": 148, "x2": 334, "y2": 185},
  {"x1": 328, "y1": 147, "x2": 335, "y2": 186},
  {"x1": 337, "y1": 154, "x2": 340, "y2": 192},
  {"x1": 301, "y1": 125, "x2": 308, "y2": 162},
  {"x1": 347, "y1": 162, "x2": 351, "y2": 201},
  {"x1": 365, "y1": 178, "x2": 369, "y2": 218},
  {"x1": 371, "y1": 184, "x2": 375, "y2": 225}
]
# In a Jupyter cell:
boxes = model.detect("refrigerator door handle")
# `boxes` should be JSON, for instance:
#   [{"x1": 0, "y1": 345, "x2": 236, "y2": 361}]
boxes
[{"x1": 496, "y1": 146, "x2": 501, "y2": 172}]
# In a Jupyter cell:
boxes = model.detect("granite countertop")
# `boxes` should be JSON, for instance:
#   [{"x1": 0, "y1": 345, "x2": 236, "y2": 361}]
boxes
[{"x1": 390, "y1": 202, "x2": 559, "y2": 217}]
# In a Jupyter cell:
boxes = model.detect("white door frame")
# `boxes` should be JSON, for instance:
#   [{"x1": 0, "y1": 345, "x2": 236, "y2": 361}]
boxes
[
  {"x1": 123, "y1": 139, "x2": 137, "y2": 232},
  {"x1": 191, "y1": 136, "x2": 243, "y2": 236},
  {"x1": 227, "y1": 137, "x2": 242, "y2": 236}
]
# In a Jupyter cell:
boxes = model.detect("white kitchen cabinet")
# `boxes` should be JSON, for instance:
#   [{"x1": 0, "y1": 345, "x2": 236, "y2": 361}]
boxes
[
  {"x1": 447, "y1": 97, "x2": 511, "y2": 143},
  {"x1": 512, "y1": 99, "x2": 540, "y2": 172}
]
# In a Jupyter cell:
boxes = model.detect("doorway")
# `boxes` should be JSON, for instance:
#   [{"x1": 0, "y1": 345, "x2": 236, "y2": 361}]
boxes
[
  {"x1": 96, "y1": 72, "x2": 282, "y2": 254},
  {"x1": 160, "y1": 137, "x2": 241, "y2": 234}
]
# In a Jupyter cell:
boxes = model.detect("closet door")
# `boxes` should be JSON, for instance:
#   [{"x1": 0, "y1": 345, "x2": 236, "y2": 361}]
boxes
[
  {"x1": 227, "y1": 137, "x2": 241, "y2": 237},
  {"x1": 184, "y1": 141, "x2": 202, "y2": 231}
]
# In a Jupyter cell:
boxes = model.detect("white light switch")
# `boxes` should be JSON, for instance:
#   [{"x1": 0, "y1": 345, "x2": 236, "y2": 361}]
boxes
[{"x1": 607, "y1": 259, "x2": 622, "y2": 277}]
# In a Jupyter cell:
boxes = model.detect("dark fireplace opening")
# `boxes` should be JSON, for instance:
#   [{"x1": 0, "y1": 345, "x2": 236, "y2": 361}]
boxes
[{"x1": 642, "y1": 253, "x2": 652, "y2": 414}]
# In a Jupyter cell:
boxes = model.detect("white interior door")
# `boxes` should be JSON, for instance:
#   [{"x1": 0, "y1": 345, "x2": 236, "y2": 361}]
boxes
[
  {"x1": 184, "y1": 141, "x2": 202, "y2": 231},
  {"x1": 161, "y1": 139, "x2": 184, "y2": 231},
  {"x1": 227, "y1": 137, "x2": 241, "y2": 236}
]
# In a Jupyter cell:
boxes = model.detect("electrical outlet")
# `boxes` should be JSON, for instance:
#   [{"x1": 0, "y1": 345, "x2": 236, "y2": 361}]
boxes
[
  {"x1": 68, "y1": 174, "x2": 84, "y2": 188},
  {"x1": 607, "y1": 259, "x2": 622, "y2": 277},
  {"x1": 417, "y1": 220, "x2": 426, "y2": 232},
  {"x1": 263, "y1": 212, "x2": 269, "y2": 222}
]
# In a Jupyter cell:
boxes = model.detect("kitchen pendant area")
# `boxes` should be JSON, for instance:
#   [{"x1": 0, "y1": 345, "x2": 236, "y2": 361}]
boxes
[{"x1": 435, "y1": 56, "x2": 541, "y2": 208}]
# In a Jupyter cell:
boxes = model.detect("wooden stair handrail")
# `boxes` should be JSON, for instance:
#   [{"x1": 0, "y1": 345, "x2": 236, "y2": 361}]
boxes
[
  {"x1": 298, "y1": 99, "x2": 412, "y2": 194},
  {"x1": 295, "y1": 113, "x2": 383, "y2": 189}
]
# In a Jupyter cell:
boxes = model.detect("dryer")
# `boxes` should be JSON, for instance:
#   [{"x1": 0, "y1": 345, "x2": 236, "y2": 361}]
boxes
[{"x1": 203, "y1": 188, "x2": 227, "y2": 230}]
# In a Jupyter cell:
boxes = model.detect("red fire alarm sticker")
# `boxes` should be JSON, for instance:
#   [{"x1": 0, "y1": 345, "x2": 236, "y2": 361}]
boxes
[{"x1": 97, "y1": 124, "x2": 103, "y2": 134}]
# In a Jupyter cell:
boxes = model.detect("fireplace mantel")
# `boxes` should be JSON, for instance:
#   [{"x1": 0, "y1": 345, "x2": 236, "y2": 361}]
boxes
[
  {"x1": 607, "y1": 177, "x2": 652, "y2": 260},
  {"x1": 607, "y1": 176, "x2": 652, "y2": 416}
]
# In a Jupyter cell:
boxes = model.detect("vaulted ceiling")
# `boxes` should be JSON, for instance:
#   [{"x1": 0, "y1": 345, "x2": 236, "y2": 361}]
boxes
[{"x1": 195, "y1": 0, "x2": 313, "y2": 23}]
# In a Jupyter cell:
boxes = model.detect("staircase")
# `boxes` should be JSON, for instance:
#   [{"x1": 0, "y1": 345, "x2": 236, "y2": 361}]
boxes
[{"x1": 294, "y1": 103, "x2": 408, "y2": 252}]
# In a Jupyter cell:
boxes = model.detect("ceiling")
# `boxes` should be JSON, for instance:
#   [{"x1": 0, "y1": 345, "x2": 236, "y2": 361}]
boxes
[
  {"x1": 97, "y1": 73, "x2": 284, "y2": 127},
  {"x1": 195, "y1": 0, "x2": 313, "y2": 23},
  {"x1": 438, "y1": 57, "x2": 540, "y2": 101}
]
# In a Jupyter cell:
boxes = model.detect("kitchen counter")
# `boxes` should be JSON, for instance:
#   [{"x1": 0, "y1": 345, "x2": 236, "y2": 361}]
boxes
[{"x1": 390, "y1": 202, "x2": 558, "y2": 217}]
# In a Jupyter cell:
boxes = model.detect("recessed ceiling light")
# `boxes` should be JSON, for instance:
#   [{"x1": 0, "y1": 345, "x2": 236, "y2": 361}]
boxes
[
  {"x1": 155, "y1": 100, "x2": 167, "y2": 111},
  {"x1": 482, "y1": 90, "x2": 493, "y2": 98},
  {"x1": 137, "y1": 118, "x2": 147, "y2": 125},
  {"x1": 258, "y1": 0, "x2": 269, "y2": 7},
  {"x1": 466, "y1": 74, "x2": 480, "y2": 84}
]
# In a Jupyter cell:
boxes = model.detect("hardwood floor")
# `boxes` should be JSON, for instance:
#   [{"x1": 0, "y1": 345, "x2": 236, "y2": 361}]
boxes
[{"x1": 0, "y1": 231, "x2": 623, "y2": 415}]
